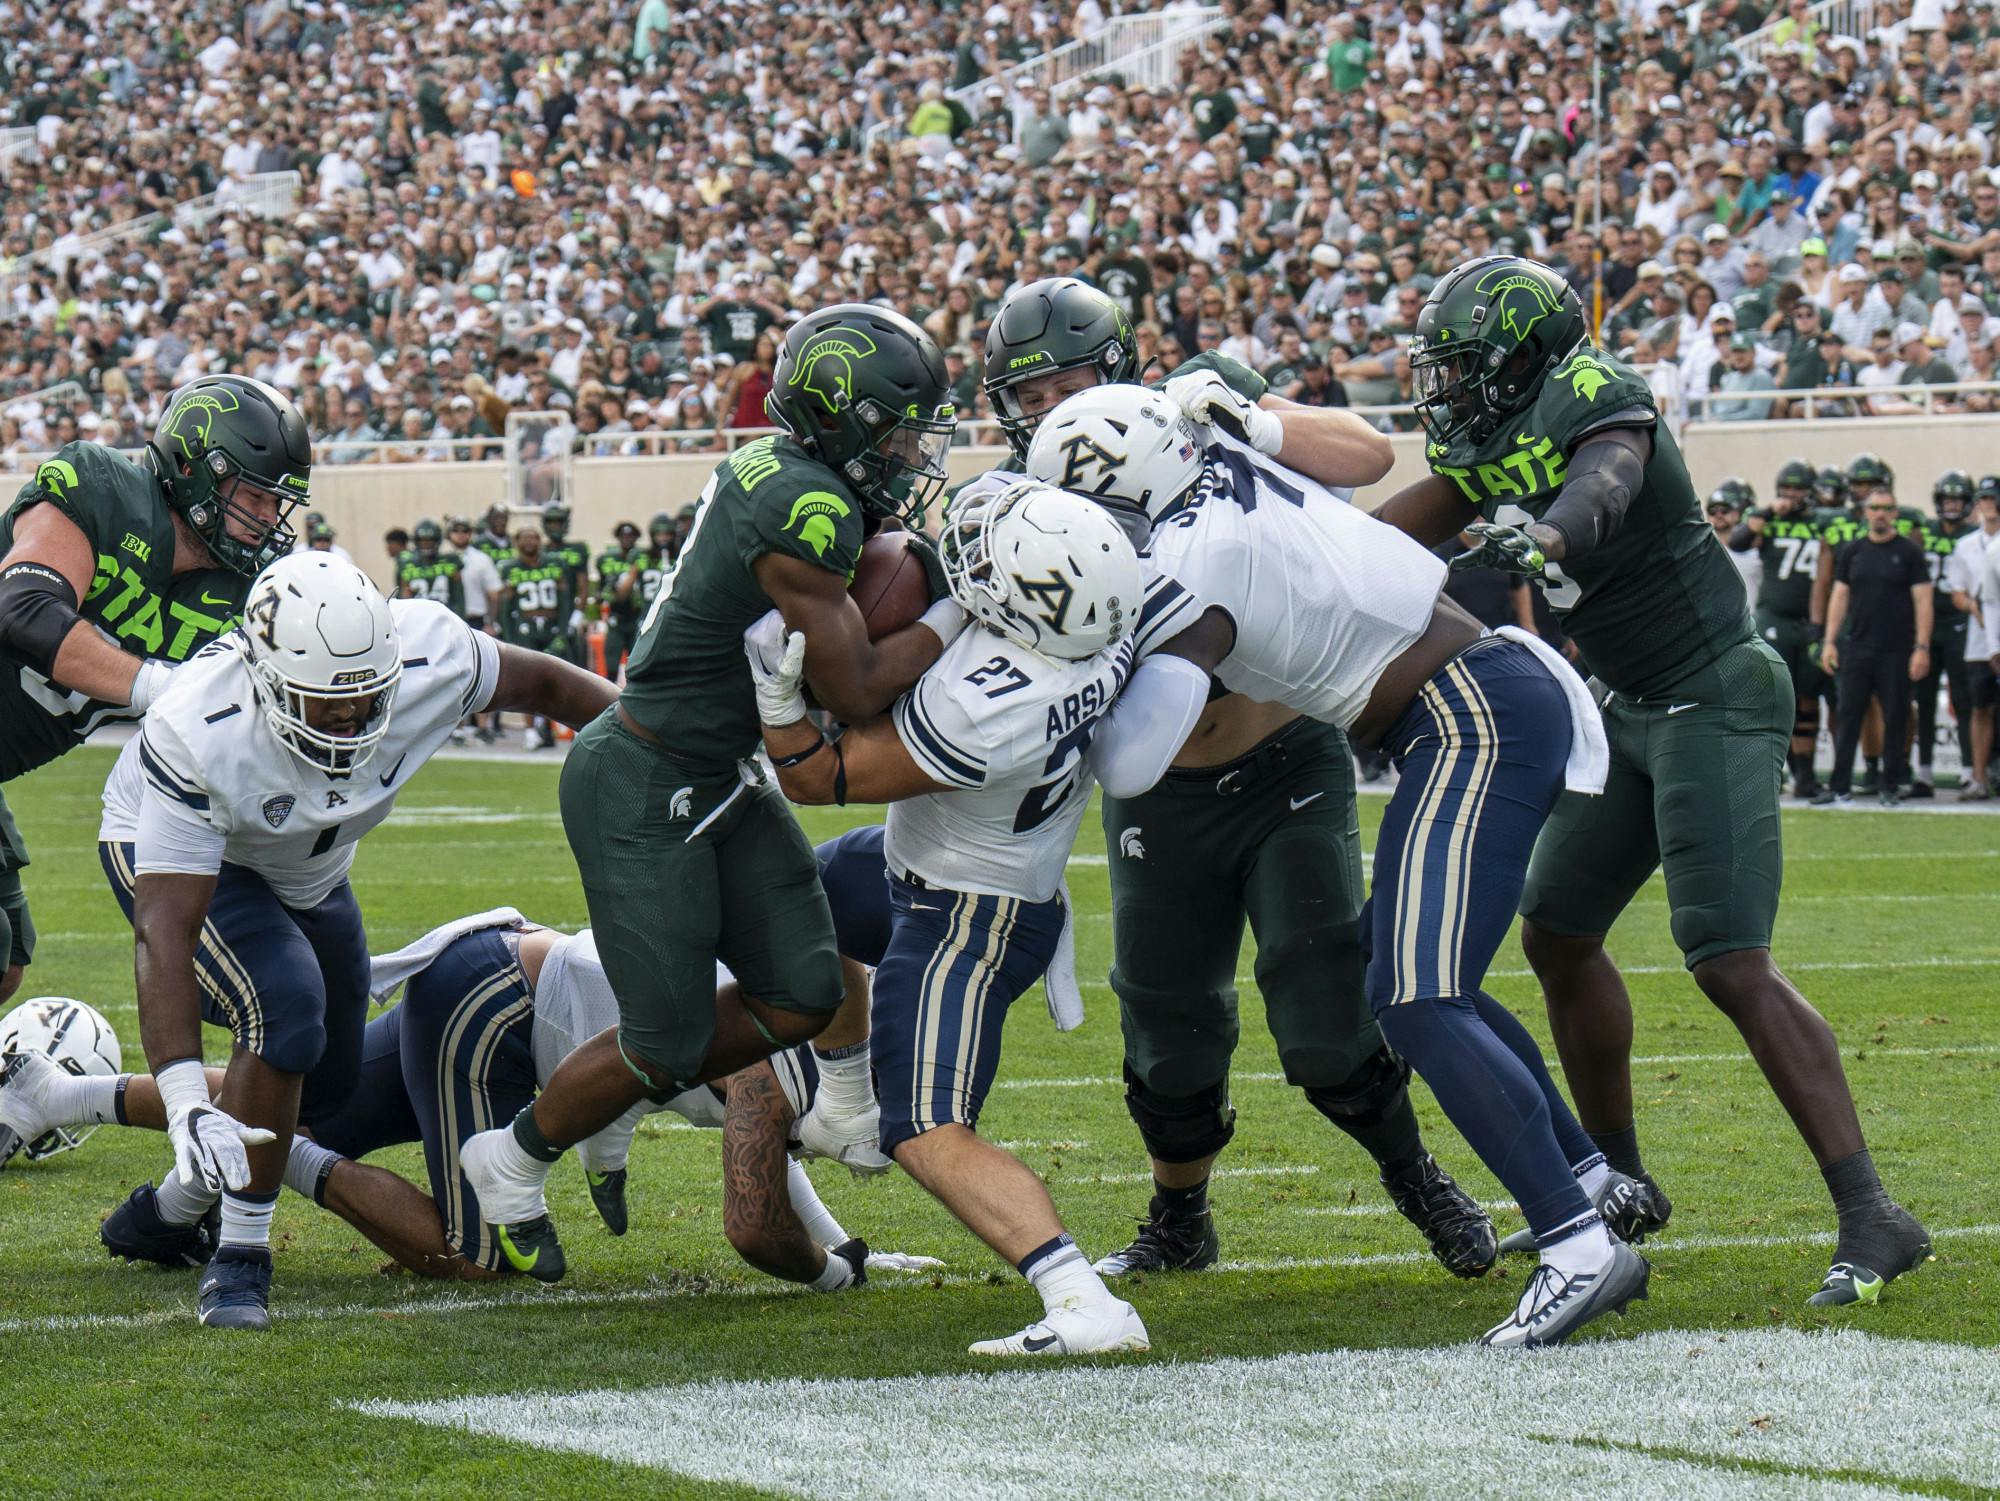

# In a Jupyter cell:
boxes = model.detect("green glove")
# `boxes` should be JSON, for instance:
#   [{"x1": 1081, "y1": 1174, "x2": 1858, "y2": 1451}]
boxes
[
  {"x1": 903, "y1": 531, "x2": 951, "y2": 604},
  {"x1": 1452, "y1": 521, "x2": 1547, "y2": 578}
]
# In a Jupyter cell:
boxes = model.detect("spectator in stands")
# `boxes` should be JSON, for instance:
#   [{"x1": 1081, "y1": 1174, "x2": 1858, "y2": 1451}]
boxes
[{"x1": 1711, "y1": 334, "x2": 1780, "y2": 421}]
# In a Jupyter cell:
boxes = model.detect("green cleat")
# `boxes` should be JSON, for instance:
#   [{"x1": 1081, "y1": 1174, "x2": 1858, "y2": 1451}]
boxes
[{"x1": 494, "y1": 1215, "x2": 567, "y2": 1282}]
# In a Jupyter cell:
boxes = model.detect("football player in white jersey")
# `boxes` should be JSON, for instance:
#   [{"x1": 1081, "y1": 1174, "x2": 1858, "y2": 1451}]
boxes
[
  {"x1": 1028, "y1": 384, "x2": 1652, "y2": 1348},
  {"x1": 744, "y1": 484, "x2": 1152, "y2": 1356},
  {"x1": 93, "y1": 552, "x2": 613, "y2": 1328},
  {"x1": 1, "y1": 914, "x2": 938, "y2": 1290}
]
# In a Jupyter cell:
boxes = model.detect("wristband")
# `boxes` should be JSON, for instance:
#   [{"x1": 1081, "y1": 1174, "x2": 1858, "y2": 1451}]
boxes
[
  {"x1": 156, "y1": 1058, "x2": 209, "y2": 1120},
  {"x1": 810, "y1": 1245, "x2": 859, "y2": 1291},
  {"x1": 918, "y1": 597, "x2": 966, "y2": 647},
  {"x1": 771, "y1": 735, "x2": 827, "y2": 769},
  {"x1": 128, "y1": 659, "x2": 173, "y2": 714}
]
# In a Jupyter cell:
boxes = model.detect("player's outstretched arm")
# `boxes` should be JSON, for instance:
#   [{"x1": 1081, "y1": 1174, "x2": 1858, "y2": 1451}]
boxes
[
  {"x1": 1517, "y1": 426, "x2": 1651, "y2": 564},
  {"x1": 488, "y1": 641, "x2": 618, "y2": 728},
  {"x1": 1371, "y1": 473, "x2": 1484, "y2": 548},
  {"x1": 1256, "y1": 397, "x2": 1396, "y2": 486},
  {"x1": 754, "y1": 552, "x2": 953, "y2": 725},
  {"x1": 0, "y1": 504, "x2": 171, "y2": 710}
]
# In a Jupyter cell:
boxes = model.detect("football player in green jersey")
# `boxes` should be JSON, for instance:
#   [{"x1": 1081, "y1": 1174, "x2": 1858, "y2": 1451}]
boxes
[
  {"x1": 540, "y1": 502, "x2": 591, "y2": 667},
  {"x1": 396, "y1": 519, "x2": 466, "y2": 616},
  {"x1": 472, "y1": 503, "x2": 513, "y2": 568},
  {"x1": 1909, "y1": 471, "x2": 1977, "y2": 796},
  {"x1": 983, "y1": 277, "x2": 1495, "y2": 1282},
  {"x1": 498, "y1": 527, "x2": 577, "y2": 750},
  {"x1": 593, "y1": 520, "x2": 643, "y2": 679},
  {"x1": 1731, "y1": 459, "x2": 1836, "y2": 798},
  {"x1": 460, "y1": 304, "x2": 962, "y2": 1280},
  {"x1": 0, "y1": 373, "x2": 307, "y2": 1003},
  {"x1": 1380, "y1": 255, "x2": 1930, "y2": 1308}
]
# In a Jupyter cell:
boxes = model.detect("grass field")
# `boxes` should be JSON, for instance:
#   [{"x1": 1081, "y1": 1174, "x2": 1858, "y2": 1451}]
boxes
[{"x1": 2, "y1": 744, "x2": 1996, "y2": 1499}]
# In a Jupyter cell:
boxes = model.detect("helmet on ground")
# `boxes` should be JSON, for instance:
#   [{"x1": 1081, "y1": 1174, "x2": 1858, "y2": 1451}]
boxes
[{"x1": 0, "y1": 998, "x2": 121, "y2": 1161}]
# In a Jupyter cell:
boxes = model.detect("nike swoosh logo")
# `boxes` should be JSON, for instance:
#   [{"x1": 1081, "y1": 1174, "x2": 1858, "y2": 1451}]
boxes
[
  {"x1": 1666, "y1": 703, "x2": 1699, "y2": 715},
  {"x1": 585, "y1": 1170, "x2": 609, "y2": 1188},
  {"x1": 1516, "y1": 432, "x2": 1536, "y2": 445},
  {"x1": 1289, "y1": 792, "x2": 1326, "y2": 811},
  {"x1": 199, "y1": 591, "x2": 234, "y2": 609},
  {"x1": 1022, "y1": 1333, "x2": 1061, "y2": 1352},
  {"x1": 496, "y1": 1226, "x2": 538, "y2": 1272},
  {"x1": 379, "y1": 753, "x2": 408, "y2": 786}
]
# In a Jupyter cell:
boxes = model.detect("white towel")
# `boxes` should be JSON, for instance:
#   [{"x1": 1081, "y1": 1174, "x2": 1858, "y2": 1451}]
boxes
[
  {"x1": 1494, "y1": 626, "x2": 1609, "y2": 795},
  {"x1": 368, "y1": 907, "x2": 528, "y2": 1003},
  {"x1": 1042, "y1": 879, "x2": 1085, "y2": 1031}
]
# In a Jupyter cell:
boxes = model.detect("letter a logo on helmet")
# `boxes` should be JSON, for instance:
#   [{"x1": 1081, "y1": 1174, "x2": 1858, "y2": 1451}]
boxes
[
  {"x1": 1477, "y1": 265, "x2": 1562, "y2": 345},
  {"x1": 796, "y1": 329, "x2": 879, "y2": 414}
]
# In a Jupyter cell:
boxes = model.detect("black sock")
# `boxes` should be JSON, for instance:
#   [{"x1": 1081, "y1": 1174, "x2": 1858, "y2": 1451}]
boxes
[
  {"x1": 1822, "y1": 1148, "x2": 1887, "y2": 1220},
  {"x1": 1590, "y1": 1124, "x2": 1646, "y2": 1178},
  {"x1": 1345, "y1": 1090, "x2": 1428, "y2": 1176},
  {"x1": 1154, "y1": 1176, "x2": 1210, "y2": 1218},
  {"x1": 510, "y1": 1103, "x2": 565, "y2": 1164}
]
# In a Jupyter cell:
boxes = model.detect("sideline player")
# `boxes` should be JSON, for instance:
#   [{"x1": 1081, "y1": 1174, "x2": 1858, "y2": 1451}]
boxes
[
  {"x1": 396, "y1": 519, "x2": 465, "y2": 615},
  {"x1": 97, "y1": 552, "x2": 614, "y2": 1327},
  {"x1": 1030, "y1": 383, "x2": 1644, "y2": 1348},
  {"x1": 1375, "y1": 255, "x2": 1929, "y2": 1308},
  {"x1": 1911, "y1": 471, "x2": 1976, "y2": 796},
  {"x1": 1730, "y1": 460, "x2": 1836, "y2": 799},
  {"x1": 750, "y1": 483, "x2": 1152, "y2": 1355},
  {"x1": 497, "y1": 524, "x2": 578, "y2": 749},
  {"x1": 460, "y1": 305, "x2": 961, "y2": 1282},
  {"x1": 980, "y1": 278, "x2": 1494, "y2": 1282},
  {"x1": 0, "y1": 375, "x2": 307, "y2": 1006}
]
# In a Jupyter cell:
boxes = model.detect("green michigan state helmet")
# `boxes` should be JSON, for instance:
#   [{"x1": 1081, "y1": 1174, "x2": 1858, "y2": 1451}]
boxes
[
  {"x1": 1707, "y1": 477, "x2": 1755, "y2": 513},
  {"x1": 1815, "y1": 464, "x2": 1850, "y2": 510},
  {"x1": 542, "y1": 502, "x2": 571, "y2": 540},
  {"x1": 648, "y1": 510, "x2": 675, "y2": 546},
  {"x1": 413, "y1": 518, "x2": 442, "y2": 558},
  {"x1": 1847, "y1": 452, "x2": 1894, "y2": 496},
  {"x1": 1774, "y1": 457, "x2": 1815, "y2": 509},
  {"x1": 983, "y1": 277, "x2": 1137, "y2": 462},
  {"x1": 766, "y1": 303, "x2": 955, "y2": 524},
  {"x1": 1934, "y1": 468, "x2": 1975, "y2": 520},
  {"x1": 146, "y1": 374, "x2": 311, "y2": 576},
  {"x1": 1409, "y1": 255, "x2": 1587, "y2": 450}
]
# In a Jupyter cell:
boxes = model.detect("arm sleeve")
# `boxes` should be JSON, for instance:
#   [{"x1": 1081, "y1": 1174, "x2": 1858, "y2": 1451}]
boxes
[
  {"x1": 132, "y1": 724, "x2": 227, "y2": 877},
  {"x1": 1087, "y1": 653, "x2": 1211, "y2": 800},
  {"x1": 891, "y1": 673, "x2": 990, "y2": 790},
  {"x1": 1536, "y1": 426, "x2": 1651, "y2": 563}
]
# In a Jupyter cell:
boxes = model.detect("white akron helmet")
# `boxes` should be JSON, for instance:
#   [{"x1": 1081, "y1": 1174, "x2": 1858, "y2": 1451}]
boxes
[
  {"x1": 942, "y1": 481, "x2": 1142, "y2": 661},
  {"x1": 240, "y1": 551, "x2": 402, "y2": 775},
  {"x1": 1023, "y1": 383, "x2": 1207, "y2": 542},
  {"x1": 0, "y1": 997, "x2": 121, "y2": 1161}
]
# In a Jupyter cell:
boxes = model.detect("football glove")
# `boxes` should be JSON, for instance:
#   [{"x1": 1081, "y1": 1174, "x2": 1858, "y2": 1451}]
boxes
[
  {"x1": 1162, "y1": 370, "x2": 1285, "y2": 455},
  {"x1": 743, "y1": 608, "x2": 808, "y2": 726},
  {"x1": 1451, "y1": 521, "x2": 1547, "y2": 578},
  {"x1": 903, "y1": 531, "x2": 951, "y2": 604},
  {"x1": 169, "y1": 1102, "x2": 274, "y2": 1194},
  {"x1": 864, "y1": 1250, "x2": 947, "y2": 1273}
]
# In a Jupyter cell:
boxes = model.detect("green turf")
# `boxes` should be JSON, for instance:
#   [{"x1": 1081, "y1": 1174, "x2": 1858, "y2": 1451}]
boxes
[{"x1": 2, "y1": 746, "x2": 1995, "y2": 1497}]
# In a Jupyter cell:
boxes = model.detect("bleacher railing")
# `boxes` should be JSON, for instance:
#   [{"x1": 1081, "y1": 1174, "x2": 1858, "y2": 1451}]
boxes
[
  {"x1": 1733, "y1": 0, "x2": 1878, "y2": 66},
  {"x1": 0, "y1": 127, "x2": 38, "y2": 168},
  {"x1": 1680, "y1": 378, "x2": 2000, "y2": 422}
]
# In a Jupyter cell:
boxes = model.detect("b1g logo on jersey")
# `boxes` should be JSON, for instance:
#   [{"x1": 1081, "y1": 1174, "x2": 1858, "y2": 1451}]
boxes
[{"x1": 262, "y1": 795, "x2": 295, "y2": 828}]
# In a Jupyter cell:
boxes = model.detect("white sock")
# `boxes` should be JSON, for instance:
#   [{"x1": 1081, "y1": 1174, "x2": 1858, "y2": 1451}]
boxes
[
  {"x1": 154, "y1": 1167, "x2": 218, "y2": 1226},
  {"x1": 219, "y1": 1188, "x2": 277, "y2": 1249},
  {"x1": 1542, "y1": 1218, "x2": 1616, "y2": 1277},
  {"x1": 811, "y1": 1042, "x2": 873, "y2": 1115},
  {"x1": 1021, "y1": 1234, "x2": 1111, "y2": 1314},
  {"x1": 489, "y1": 1124, "x2": 554, "y2": 1186},
  {"x1": 44, "y1": 1070, "x2": 127, "y2": 1126},
  {"x1": 282, "y1": 1137, "x2": 342, "y2": 1203},
  {"x1": 786, "y1": 1157, "x2": 847, "y2": 1247},
  {"x1": 1574, "y1": 1154, "x2": 1612, "y2": 1199}
]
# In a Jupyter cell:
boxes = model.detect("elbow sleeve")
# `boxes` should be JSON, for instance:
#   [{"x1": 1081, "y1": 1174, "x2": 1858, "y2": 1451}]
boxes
[
  {"x1": 1538, "y1": 429, "x2": 1648, "y2": 562},
  {"x1": 0, "y1": 561, "x2": 84, "y2": 677},
  {"x1": 1091, "y1": 654, "x2": 1212, "y2": 800}
]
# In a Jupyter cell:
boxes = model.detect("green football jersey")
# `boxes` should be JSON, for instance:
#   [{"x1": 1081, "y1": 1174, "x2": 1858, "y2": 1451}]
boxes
[
  {"x1": 1425, "y1": 347, "x2": 1751, "y2": 698},
  {"x1": 619, "y1": 435, "x2": 865, "y2": 769},
  {"x1": 397, "y1": 551, "x2": 466, "y2": 615},
  {"x1": 546, "y1": 538, "x2": 590, "y2": 603},
  {"x1": 1919, "y1": 519, "x2": 1970, "y2": 627},
  {"x1": 594, "y1": 546, "x2": 639, "y2": 623},
  {"x1": 0, "y1": 442, "x2": 246, "y2": 780},
  {"x1": 499, "y1": 554, "x2": 576, "y2": 652},
  {"x1": 1748, "y1": 511, "x2": 1827, "y2": 621}
]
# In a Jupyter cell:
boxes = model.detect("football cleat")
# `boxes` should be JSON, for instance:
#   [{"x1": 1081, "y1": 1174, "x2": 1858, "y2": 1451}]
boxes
[
  {"x1": 584, "y1": 1166, "x2": 628, "y2": 1235},
  {"x1": 494, "y1": 1215, "x2": 567, "y2": 1283},
  {"x1": 1093, "y1": 1197, "x2": 1219, "y2": 1277},
  {"x1": 459, "y1": 1125, "x2": 552, "y2": 1222},
  {"x1": 1498, "y1": 1169, "x2": 1672, "y2": 1254},
  {"x1": 100, "y1": 1182, "x2": 221, "y2": 1268},
  {"x1": 1480, "y1": 1241, "x2": 1650, "y2": 1349},
  {"x1": 794, "y1": 1099, "x2": 892, "y2": 1177},
  {"x1": 1808, "y1": 1202, "x2": 1933, "y2": 1307},
  {"x1": 0, "y1": 1046, "x2": 69, "y2": 1166},
  {"x1": 1381, "y1": 1153, "x2": 1498, "y2": 1278},
  {"x1": 968, "y1": 1296, "x2": 1150, "y2": 1357},
  {"x1": 198, "y1": 1245, "x2": 273, "y2": 1330}
]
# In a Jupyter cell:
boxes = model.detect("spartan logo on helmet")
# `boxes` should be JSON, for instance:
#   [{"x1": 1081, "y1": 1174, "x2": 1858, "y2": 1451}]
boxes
[
  {"x1": 796, "y1": 329, "x2": 879, "y2": 415},
  {"x1": 1476, "y1": 264, "x2": 1565, "y2": 345},
  {"x1": 160, "y1": 385, "x2": 243, "y2": 465},
  {"x1": 1013, "y1": 571, "x2": 1075, "y2": 632},
  {"x1": 1055, "y1": 431, "x2": 1127, "y2": 495}
]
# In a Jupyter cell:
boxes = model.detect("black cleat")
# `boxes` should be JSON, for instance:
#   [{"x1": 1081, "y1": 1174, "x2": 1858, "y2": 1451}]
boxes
[
  {"x1": 1904, "y1": 780, "x2": 1935, "y2": 800},
  {"x1": 585, "y1": 1166, "x2": 628, "y2": 1236},
  {"x1": 1092, "y1": 1196, "x2": 1219, "y2": 1277},
  {"x1": 198, "y1": 1246, "x2": 272, "y2": 1330},
  {"x1": 1382, "y1": 1154, "x2": 1497, "y2": 1278},
  {"x1": 1499, "y1": 1169, "x2": 1672, "y2": 1254},
  {"x1": 494, "y1": 1214, "x2": 567, "y2": 1282},
  {"x1": 1808, "y1": 1201, "x2": 1933, "y2": 1307},
  {"x1": 100, "y1": 1183, "x2": 220, "y2": 1268}
]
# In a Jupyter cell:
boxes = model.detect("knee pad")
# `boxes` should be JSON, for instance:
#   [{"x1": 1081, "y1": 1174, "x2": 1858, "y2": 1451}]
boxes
[
  {"x1": 1303, "y1": 1046, "x2": 1411, "y2": 1131},
  {"x1": 1123, "y1": 1063, "x2": 1236, "y2": 1164}
]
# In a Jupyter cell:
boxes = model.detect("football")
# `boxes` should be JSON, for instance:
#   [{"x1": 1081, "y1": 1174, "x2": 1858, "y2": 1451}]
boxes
[{"x1": 849, "y1": 531, "x2": 933, "y2": 641}]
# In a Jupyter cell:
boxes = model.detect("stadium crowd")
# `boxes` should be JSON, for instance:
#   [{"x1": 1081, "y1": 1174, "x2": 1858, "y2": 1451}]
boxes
[{"x1": 9, "y1": 0, "x2": 2000, "y2": 469}]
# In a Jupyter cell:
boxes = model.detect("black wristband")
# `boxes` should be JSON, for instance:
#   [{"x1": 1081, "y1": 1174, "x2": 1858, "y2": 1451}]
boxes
[
  {"x1": 771, "y1": 735, "x2": 827, "y2": 769},
  {"x1": 0, "y1": 561, "x2": 84, "y2": 677},
  {"x1": 832, "y1": 740, "x2": 848, "y2": 806}
]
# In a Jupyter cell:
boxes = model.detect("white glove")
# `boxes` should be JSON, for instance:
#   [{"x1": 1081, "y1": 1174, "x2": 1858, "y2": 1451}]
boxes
[
  {"x1": 167, "y1": 1102, "x2": 274, "y2": 1193},
  {"x1": 795, "y1": 1097, "x2": 893, "y2": 1177},
  {"x1": 568, "y1": 608, "x2": 586, "y2": 638},
  {"x1": 743, "y1": 608, "x2": 808, "y2": 726},
  {"x1": 864, "y1": 1250, "x2": 947, "y2": 1273},
  {"x1": 127, "y1": 659, "x2": 174, "y2": 714},
  {"x1": 1163, "y1": 370, "x2": 1286, "y2": 455}
]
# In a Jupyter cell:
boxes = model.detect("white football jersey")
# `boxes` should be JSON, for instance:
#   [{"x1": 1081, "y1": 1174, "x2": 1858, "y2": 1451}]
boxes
[
  {"x1": 887, "y1": 620, "x2": 1137, "y2": 902},
  {"x1": 100, "y1": 600, "x2": 501, "y2": 910},
  {"x1": 1143, "y1": 430, "x2": 1446, "y2": 730}
]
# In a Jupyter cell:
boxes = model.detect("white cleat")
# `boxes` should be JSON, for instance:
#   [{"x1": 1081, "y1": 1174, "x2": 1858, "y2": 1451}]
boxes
[
  {"x1": 0, "y1": 1049, "x2": 67, "y2": 1165},
  {"x1": 459, "y1": 1126, "x2": 552, "y2": 1224},
  {"x1": 1480, "y1": 1241, "x2": 1650, "y2": 1349},
  {"x1": 523, "y1": 726, "x2": 546, "y2": 751},
  {"x1": 795, "y1": 1099, "x2": 893, "y2": 1177},
  {"x1": 968, "y1": 1296, "x2": 1151, "y2": 1357}
]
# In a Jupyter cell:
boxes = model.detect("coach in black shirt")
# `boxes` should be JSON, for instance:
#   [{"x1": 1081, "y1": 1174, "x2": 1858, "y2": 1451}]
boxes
[{"x1": 1819, "y1": 488, "x2": 1934, "y2": 806}]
